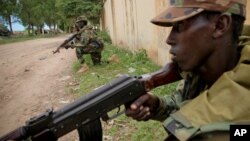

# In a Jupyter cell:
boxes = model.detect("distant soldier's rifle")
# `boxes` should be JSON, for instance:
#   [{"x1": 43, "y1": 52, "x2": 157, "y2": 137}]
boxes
[
  {"x1": 52, "y1": 27, "x2": 87, "y2": 54},
  {"x1": 52, "y1": 33, "x2": 78, "y2": 54}
]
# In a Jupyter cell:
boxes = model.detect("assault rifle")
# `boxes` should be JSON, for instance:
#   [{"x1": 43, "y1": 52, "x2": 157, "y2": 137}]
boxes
[
  {"x1": 52, "y1": 33, "x2": 78, "y2": 54},
  {"x1": 52, "y1": 26, "x2": 95, "y2": 54},
  {"x1": 0, "y1": 63, "x2": 181, "y2": 141}
]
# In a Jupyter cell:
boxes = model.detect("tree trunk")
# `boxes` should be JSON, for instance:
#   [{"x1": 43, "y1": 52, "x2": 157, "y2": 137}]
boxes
[
  {"x1": 53, "y1": 23, "x2": 56, "y2": 34},
  {"x1": 8, "y1": 15, "x2": 13, "y2": 34},
  {"x1": 28, "y1": 25, "x2": 31, "y2": 35},
  {"x1": 31, "y1": 25, "x2": 34, "y2": 35}
]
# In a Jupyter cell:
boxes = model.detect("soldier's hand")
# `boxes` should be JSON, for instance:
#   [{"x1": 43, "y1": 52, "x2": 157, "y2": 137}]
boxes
[
  {"x1": 64, "y1": 45, "x2": 73, "y2": 49},
  {"x1": 53, "y1": 50, "x2": 59, "y2": 54},
  {"x1": 125, "y1": 93, "x2": 159, "y2": 121}
]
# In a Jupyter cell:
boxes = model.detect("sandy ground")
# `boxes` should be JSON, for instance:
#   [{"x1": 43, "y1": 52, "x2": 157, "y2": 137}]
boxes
[{"x1": 0, "y1": 36, "x2": 79, "y2": 140}]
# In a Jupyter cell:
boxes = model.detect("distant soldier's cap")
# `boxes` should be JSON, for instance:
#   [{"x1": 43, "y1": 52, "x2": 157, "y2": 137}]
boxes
[
  {"x1": 151, "y1": 0, "x2": 246, "y2": 27},
  {"x1": 76, "y1": 16, "x2": 87, "y2": 23}
]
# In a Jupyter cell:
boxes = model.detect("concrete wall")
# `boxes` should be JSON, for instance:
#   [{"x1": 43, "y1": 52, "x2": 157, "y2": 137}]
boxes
[
  {"x1": 101, "y1": 0, "x2": 250, "y2": 66},
  {"x1": 246, "y1": 2, "x2": 250, "y2": 25}
]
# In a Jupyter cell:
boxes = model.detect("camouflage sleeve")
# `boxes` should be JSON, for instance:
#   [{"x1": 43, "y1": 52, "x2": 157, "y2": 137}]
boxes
[
  {"x1": 75, "y1": 33, "x2": 90, "y2": 48},
  {"x1": 73, "y1": 42, "x2": 85, "y2": 48},
  {"x1": 69, "y1": 34, "x2": 84, "y2": 48},
  {"x1": 151, "y1": 80, "x2": 185, "y2": 121},
  {"x1": 72, "y1": 28, "x2": 94, "y2": 48}
]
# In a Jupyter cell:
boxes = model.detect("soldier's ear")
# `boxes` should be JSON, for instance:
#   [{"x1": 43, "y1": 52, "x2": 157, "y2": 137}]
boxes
[{"x1": 212, "y1": 13, "x2": 232, "y2": 38}]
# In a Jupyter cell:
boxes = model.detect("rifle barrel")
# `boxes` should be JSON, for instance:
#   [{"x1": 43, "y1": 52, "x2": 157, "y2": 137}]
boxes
[{"x1": 0, "y1": 127, "x2": 28, "y2": 141}]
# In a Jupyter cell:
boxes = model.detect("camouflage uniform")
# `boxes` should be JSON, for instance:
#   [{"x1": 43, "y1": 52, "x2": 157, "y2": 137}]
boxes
[
  {"x1": 150, "y1": 0, "x2": 250, "y2": 140},
  {"x1": 74, "y1": 16, "x2": 104, "y2": 65}
]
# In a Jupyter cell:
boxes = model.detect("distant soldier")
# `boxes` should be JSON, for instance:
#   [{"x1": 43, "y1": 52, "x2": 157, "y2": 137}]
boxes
[
  {"x1": 52, "y1": 16, "x2": 104, "y2": 65},
  {"x1": 71, "y1": 16, "x2": 104, "y2": 65},
  {"x1": 53, "y1": 16, "x2": 104, "y2": 65}
]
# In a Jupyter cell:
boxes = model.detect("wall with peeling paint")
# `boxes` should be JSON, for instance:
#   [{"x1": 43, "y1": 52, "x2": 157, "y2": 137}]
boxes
[
  {"x1": 101, "y1": 0, "x2": 250, "y2": 66},
  {"x1": 246, "y1": 3, "x2": 250, "y2": 25}
]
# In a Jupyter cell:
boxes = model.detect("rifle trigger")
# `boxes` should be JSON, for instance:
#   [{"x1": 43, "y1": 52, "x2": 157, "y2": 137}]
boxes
[
  {"x1": 108, "y1": 110, "x2": 125, "y2": 121},
  {"x1": 117, "y1": 106, "x2": 121, "y2": 114},
  {"x1": 101, "y1": 113, "x2": 109, "y2": 122}
]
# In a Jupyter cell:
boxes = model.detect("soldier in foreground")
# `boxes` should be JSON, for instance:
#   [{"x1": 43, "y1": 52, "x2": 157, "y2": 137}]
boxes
[{"x1": 125, "y1": 0, "x2": 250, "y2": 140}]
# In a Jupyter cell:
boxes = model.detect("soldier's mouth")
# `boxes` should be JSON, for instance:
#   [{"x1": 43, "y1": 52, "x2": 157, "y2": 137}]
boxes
[
  {"x1": 171, "y1": 55, "x2": 177, "y2": 63},
  {"x1": 169, "y1": 50, "x2": 177, "y2": 62}
]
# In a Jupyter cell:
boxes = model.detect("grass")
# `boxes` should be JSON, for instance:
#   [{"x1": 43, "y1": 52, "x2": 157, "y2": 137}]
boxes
[{"x1": 71, "y1": 43, "x2": 179, "y2": 140}]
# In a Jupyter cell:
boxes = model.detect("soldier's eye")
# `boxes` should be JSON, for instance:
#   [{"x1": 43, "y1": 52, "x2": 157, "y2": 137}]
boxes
[{"x1": 172, "y1": 22, "x2": 185, "y2": 33}]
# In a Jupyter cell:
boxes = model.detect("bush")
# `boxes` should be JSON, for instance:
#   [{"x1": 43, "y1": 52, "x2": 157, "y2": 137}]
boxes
[{"x1": 97, "y1": 30, "x2": 112, "y2": 44}]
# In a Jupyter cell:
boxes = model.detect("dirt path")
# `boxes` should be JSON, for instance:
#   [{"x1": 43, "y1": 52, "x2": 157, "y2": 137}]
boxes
[{"x1": 0, "y1": 36, "x2": 79, "y2": 140}]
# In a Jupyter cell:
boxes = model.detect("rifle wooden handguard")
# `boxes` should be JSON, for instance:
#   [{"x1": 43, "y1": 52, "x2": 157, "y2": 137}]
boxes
[{"x1": 141, "y1": 62, "x2": 181, "y2": 91}]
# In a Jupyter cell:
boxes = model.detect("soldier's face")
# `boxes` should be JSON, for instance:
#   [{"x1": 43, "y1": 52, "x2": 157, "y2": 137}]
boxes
[
  {"x1": 76, "y1": 21, "x2": 85, "y2": 29},
  {"x1": 166, "y1": 13, "x2": 215, "y2": 72}
]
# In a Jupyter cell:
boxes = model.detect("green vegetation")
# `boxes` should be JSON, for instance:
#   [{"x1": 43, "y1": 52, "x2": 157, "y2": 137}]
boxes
[
  {"x1": 96, "y1": 30, "x2": 112, "y2": 44},
  {"x1": 0, "y1": 0, "x2": 103, "y2": 35},
  {"x1": 71, "y1": 43, "x2": 178, "y2": 140},
  {"x1": 58, "y1": 0, "x2": 103, "y2": 25}
]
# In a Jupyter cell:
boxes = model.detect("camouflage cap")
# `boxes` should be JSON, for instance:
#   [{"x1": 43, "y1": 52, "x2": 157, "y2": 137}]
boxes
[
  {"x1": 151, "y1": 0, "x2": 246, "y2": 27},
  {"x1": 76, "y1": 16, "x2": 87, "y2": 23}
]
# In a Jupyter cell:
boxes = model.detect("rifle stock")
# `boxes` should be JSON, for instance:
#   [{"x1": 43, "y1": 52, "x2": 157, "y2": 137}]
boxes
[{"x1": 0, "y1": 62, "x2": 181, "y2": 141}]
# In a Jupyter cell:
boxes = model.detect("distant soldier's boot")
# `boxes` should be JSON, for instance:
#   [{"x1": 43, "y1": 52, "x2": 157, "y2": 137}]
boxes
[
  {"x1": 76, "y1": 48, "x2": 85, "y2": 64},
  {"x1": 79, "y1": 58, "x2": 85, "y2": 64},
  {"x1": 91, "y1": 53, "x2": 101, "y2": 65}
]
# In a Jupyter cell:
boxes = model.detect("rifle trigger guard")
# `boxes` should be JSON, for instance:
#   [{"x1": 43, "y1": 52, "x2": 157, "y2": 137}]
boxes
[
  {"x1": 100, "y1": 107, "x2": 125, "y2": 122},
  {"x1": 117, "y1": 106, "x2": 121, "y2": 114},
  {"x1": 107, "y1": 110, "x2": 125, "y2": 121},
  {"x1": 101, "y1": 113, "x2": 109, "y2": 122}
]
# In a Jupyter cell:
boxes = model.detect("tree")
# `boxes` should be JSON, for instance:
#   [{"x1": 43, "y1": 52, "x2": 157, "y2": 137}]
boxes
[
  {"x1": 0, "y1": 0, "x2": 19, "y2": 34},
  {"x1": 1, "y1": 0, "x2": 104, "y2": 35},
  {"x1": 43, "y1": 0, "x2": 61, "y2": 34},
  {"x1": 18, "y1": 0, "x2": 46, "y2": 35},
  {"x1": 57, "y1": 0, "x2": 103, "y2": 30},
  {"x1": 81, "y1": 0, "x2": 103, "y2": 24}
]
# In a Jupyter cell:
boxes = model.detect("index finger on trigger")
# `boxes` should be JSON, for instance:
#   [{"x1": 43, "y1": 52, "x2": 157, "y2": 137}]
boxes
[{"x1": 130, "y1": 94, "x2": 148, "y2": 110}]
